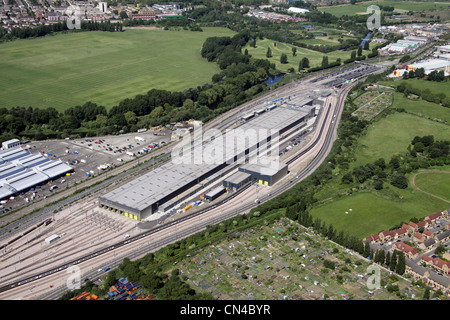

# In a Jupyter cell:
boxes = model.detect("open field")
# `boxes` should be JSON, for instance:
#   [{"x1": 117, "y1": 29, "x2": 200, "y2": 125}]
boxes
[
  {"x1": 319, "y1": 1, "x2": 450, "y2": 17},
  {"x1": 245, "y1": 38, "x2": 370, "y2": 73},
  {"x1": 0, "y1": 28, "x2": 234, "y2": 111},
  {"x1": 310, "y1": 102, "x2": 449, "y2": 238},
  {"x1": 381, "y1": 79, "x2": 450, "y2": 98},
  {"x1": 353, "y1": 112, "x2": 450, "y2": 168},
  {"x1": 412, "y1": 169, "x2": 450, "y2": 202},
  {"x1": 310, "y1": 186, "x2": 449, "y2": 239},
  {"x1": 388, "y1": 93, "x2": 450, "y2": 124}
]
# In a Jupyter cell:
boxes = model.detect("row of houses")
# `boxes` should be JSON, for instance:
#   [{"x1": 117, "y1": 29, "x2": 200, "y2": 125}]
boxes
[
  {"x1": 365, "y1": 209, "x2": 450, "y2": 249},
  {"x1": 366, "y1": 209, "x2": 450, "y2": 295}
]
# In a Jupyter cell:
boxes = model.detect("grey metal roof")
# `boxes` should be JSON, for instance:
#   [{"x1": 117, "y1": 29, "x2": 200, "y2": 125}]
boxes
[
  {"x1": 5, "y1": 168, "x2": 49, "y2": 192},
  {"x1": 205, "y1": 186, "x2": 226, "y2": 198},
  {"x1": 100, "y1": 106, "x2": 307, "y2": 213},
  {"x1": 224, "y1": 171, "x2": 252, "y2": 185},
  {"x1": 37, "y1": 159, "x2": 72, "y2": 178},
  {"x1": 437, "y1": 230, "x2": 450, "y2": 241},
  {"x1": 0, "y1": 147, "x2": 29, "y2": 162},
  {"x1": 239, "y1": 162, "x2": 287, "y2": 177},
  {"x1": 0, "y1": 148, "x2": 72, "y2": 199}
]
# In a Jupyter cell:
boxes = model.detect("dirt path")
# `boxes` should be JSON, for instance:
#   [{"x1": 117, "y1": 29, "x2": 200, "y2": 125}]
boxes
[{"x1": 410, "y1": 169, "x2": 450, "y2": 204}]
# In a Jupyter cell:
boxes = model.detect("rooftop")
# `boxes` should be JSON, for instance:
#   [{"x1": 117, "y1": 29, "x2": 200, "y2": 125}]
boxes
[{"x1": 99, "y1": 106, "x2": 307, "y2": 213}]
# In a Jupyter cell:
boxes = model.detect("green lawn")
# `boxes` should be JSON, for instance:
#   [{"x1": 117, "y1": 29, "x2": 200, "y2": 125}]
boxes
[
  {"x1": 414, "y1": 170, "x2": 450, "y2": 201},
  {"x1": 390, "y1": 93, "x2": 450, "y2": 124},
  {"x1": 353, "y1": 112, "x2": 450, "y2": 168},
  {"x1": 0, "y1": 28, "x2": 234, "y2": 111},
  {"x1": 319, "y1": 1, "x2": 450, "y2": 17},
  {"x1": 245, "y1": 38, "x2": 369, "y2": 73},
  {"x1": 310, "y1": 107, "x2": 450, "y2": 238},
  {"x1": 381, "y1": 79, "x2": 450, "y2": 97},
  {"x1": 310, "y1": 186, "x2": 449, "y2": 239}
]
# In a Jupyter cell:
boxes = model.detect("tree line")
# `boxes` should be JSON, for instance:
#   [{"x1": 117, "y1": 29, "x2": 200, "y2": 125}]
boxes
[
  {"x1": 0, "y1": 21, "x2": 124, "y2": 42},
  {"x1": 0, "y1": 31, "x2": 279, "y2": 142}
]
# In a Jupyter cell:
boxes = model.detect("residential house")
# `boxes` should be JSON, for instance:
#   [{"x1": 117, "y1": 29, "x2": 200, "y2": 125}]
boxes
[
  {"x1": 416, "y1": 220, "x2": 429, "y2": 230},
  {"x1": 392, "y1": 228, "x2": 408, "y2": 240},
  {"x1": 392, "y1": 242, "x2": 419, "y2": 259},
  {"x1": 365, "y1": 233, "x2": 380, "y2": 244},
  {"x1": 421, "y1": 255, "x2": 450, "y2": 275},
  {"x1": 437, "y1": 230, "x2": 450, "y2": 243},
  {"x1": 408, "y1": 221, "x2": 418, "y2": 230},
  {"x1": 418, "y1": 238, "x2": 436, "y2": 250},
  {"x1": 414, "y1": 232, "x2": 424, "y2": 243},
  {"x1": 379, "y1": 230, "x2": 394, "y2": 242},
  {"x1": 406, "y1": 260, "x2": 450, "y2": 295},
  {"x1": 422, "y1": 229, "x2": 434, "y2": 240},
  {"x1": 425, "y1": 211, "x2": 444, "y2": 225}
]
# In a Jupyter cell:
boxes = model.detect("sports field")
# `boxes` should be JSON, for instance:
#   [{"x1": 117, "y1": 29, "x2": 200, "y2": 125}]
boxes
[
  {"x1": 0, "y1": 28, "x2": 233, "y2": 111},
  {"x1": 319, "y1": 1, "x2": 450, "y2": 17}
]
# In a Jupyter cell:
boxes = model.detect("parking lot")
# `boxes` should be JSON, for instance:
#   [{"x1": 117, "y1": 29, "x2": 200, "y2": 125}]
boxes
[{"x1": 0, "y1": 127, "x2": 184, "y2": 216}]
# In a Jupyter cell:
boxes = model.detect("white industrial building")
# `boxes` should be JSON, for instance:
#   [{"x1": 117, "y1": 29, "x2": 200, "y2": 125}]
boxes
[
  {"x1": 405, "y1": 58, "x2": 450, "y2": 74},
  {"x1": 2, "y1": 139, "x2": 20, "y2": 150},
  {"x1": 390, "y1": 58, "x2": 450, "y2": 78},
  {"x1": 436, "y1": 44, "x2": 450, "y2": 54},
  {"x1": 287, "y1": 7, "x2": 309, "y2": 14},
  {"x1": 0, "y1": 147, "x2": 73, "y2": 200}
]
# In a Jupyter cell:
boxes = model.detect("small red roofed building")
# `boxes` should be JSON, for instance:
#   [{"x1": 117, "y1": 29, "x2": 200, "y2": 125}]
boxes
[
  {"x1": 392, "y1": 241, "x2": 419, "y2": 259},
  {"x1": 365, "y1": 233, "x2": 380, "y2": 243},
  {"x1": 414, "y1": 232, "x2": 424, "y2": 243},
  {"x1": 379, "y1": 230, "x2": 394, "y2": 242},
  {"x1": 425, "y1": 211, "x2": 443, "y2": 225},
  {"x1": 393, "y1": 228, "x2": 408, "y2": 239},
  {"x1": 422, "y1": 229, "x2": 434, "y2": 239},
  {"x1": 421, "y1": 255, "x2": 450, "y2": 275},
  {"x1": 408, "y1": 221, "x2": 418, "y2": 230}
]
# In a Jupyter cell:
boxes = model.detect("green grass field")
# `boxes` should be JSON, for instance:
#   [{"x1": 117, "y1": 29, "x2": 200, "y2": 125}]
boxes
[
  {"x1": 245, "y1": 38, "x2": 370, "y2": 73},
  {"x1": 310, "y1": 104, "x2": 450, "y2": 238},
  {"x1": 381, "y1": 78, "x2": 450, "y2": 97},
  {"x1": 390, "y1": 93, "x2": 450, "y2": 124},
  {"x1": 413, "y1": 170, "x2": 450, "y2": 201},
  {"x1": 319, "y1": 1, "x2": 450, "y2": 17},
  {"x1": 310, "y1": 186, "x2": 449, "y2": 238},
  {"x1": 0, "y1": 28, "x2": 234, "y2": 111},
  {"x1": 353, "y1": 112, "x2": 450, "y2": 168}
]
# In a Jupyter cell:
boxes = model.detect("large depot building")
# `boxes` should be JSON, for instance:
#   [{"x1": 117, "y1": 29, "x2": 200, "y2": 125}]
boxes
[{"x1": 99, "y1": 96, "x2": 320, "y2": 221}]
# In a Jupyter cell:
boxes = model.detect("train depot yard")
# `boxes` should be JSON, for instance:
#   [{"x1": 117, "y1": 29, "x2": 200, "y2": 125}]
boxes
[{"x1": 0, "y1": 62, "x2": 384, "y2": 300}]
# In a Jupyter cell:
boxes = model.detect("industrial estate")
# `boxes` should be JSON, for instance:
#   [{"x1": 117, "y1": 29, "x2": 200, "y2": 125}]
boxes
[{"x1": 0, "y1": 0, "x2": 449, "y2": 306}]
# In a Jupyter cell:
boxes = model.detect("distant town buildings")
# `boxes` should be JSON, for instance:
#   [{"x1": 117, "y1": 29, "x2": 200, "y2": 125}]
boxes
[
  {"x1": 0, "y1": 0, "x2": 185, "y2": 32},
  {"x1": 389, "y1": 42, "x2": 450, "y2": 78},
  {"x1": 243, "y1": 5, "x2": 309, "y2": 22}
]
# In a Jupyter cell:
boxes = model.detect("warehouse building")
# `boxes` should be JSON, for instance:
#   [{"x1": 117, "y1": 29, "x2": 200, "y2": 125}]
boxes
[
  {"x1": 2, "y1": 139, "x2": 20, "y2": 150},
  {"x1": 0, "y1": 147, "x2": 73, "y2": 200},
  {"x1": 204, "y1": 186, "x2": 227, "y2": 202},
  {"x1": 223, "y1": 170, "x2": 252, "y2": 192},
  {"x1": 99, "y1": 103, "x2": 311, "y2": 220},
  {"x1": 238, "y1": 162, "x2": 288, "y2": 187}
]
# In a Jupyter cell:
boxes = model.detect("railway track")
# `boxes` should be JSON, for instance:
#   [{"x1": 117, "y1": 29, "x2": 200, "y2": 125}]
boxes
[{"x1": 0, "y1": 66, "x2": 377, "y2": 297}]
